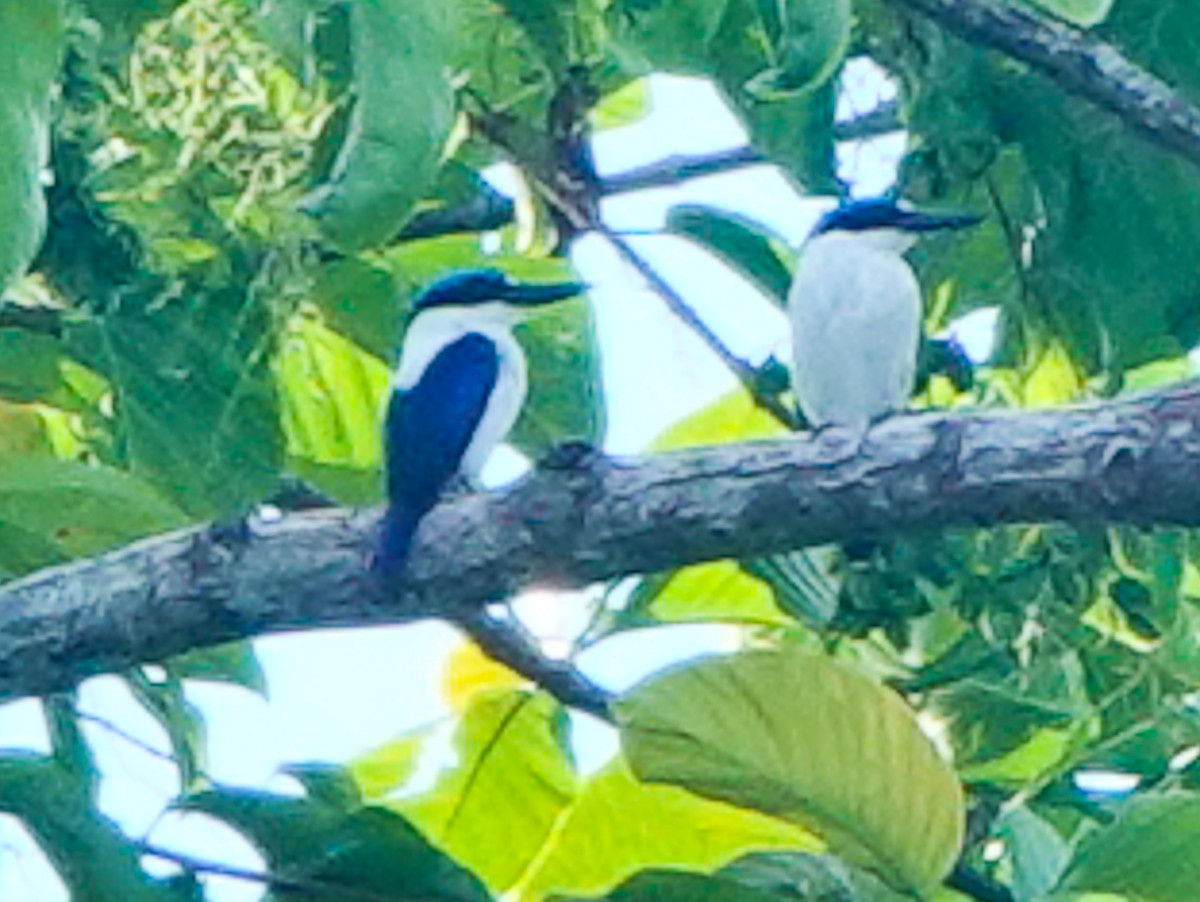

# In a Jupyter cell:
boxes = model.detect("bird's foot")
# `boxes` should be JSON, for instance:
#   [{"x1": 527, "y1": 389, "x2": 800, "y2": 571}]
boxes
[
  {"x1": 539, "y1": 439, "x2": 600, "y2": 471},
  {"x1": 442, "y1": 473, "x2": 478, "y2": 500}
]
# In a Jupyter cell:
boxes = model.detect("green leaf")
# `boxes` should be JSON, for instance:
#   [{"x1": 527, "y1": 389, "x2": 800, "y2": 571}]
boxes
[
  {"x1": 554, "y1": 849, "x2": 911, "y2": 902},
  {"x1": 514, "y1": 757, "x2": 817, "y2": 900},
  {"x1": 0, "y1": 459, "x2": 187, "y2": 574},
  {"x1": 350, "y1": 733, "x2": 426, "y2": 801},
  {"x1": 0, "y1": 752, "x2": 197, "y2": 901},
  {"x1": 996, "y1": 806, "x2": 1069, "y2": 902},
  {"x1": 0, "y1": 1, "x2": 62, "y2": 292},
  {"x1": 591, "y1": 79, "x2": 651, "y2": 130},
  {"x1": 744, "y1": 0, "x2": 851, "y2": 98},
  {"x1": 610, "y1": 0, "x2": 732, "y2": 76},
  {"x1": 665, "y1": 205, "x2": 795, "y2": 306},
  {"x1": 275, "y1": 311, "x2": 388, "y2": 505},
  {"x1": 127, "y1": 672, "x2": 208, "y2": 791},
  {"x1": 302, "y1": 0, "x2": 457, "y2": 251},
  {"x1": 624, "y1": 560, "x2": 794, "y2": 630},
  {"x1": 1027, "y1": 0, "x2": 1115, "y2": 27},
  {"x1": 397, "y1": 690, "x2": 578, "y2": 892},
  {"x1": 166, "y1": 641, "x2": 268, "y2": 697},
  {"x1": 617, "y1": 647, "x2": 964, "y2": 895},
  {"x1": 185, "y1": 784, "x2": 492, "y2": 902},
  {"x1": 1056, "y1": 792, "x2": 1200, "y2": 901}
]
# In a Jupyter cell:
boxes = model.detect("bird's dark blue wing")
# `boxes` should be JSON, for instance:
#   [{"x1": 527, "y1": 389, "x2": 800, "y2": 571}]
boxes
[
  {"x1": 376, "y1": 333, "x2": 499, "y2": 574},
  {"x1": 385, "y1": 332, "x2": 499, "y2": 517}
]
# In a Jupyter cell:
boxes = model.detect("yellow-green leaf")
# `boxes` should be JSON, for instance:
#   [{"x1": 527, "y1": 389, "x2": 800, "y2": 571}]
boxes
[
  {"x1": 515, "y1": 757, "x2": 817, "y2": 901},
  {"x1": 617, "y1": 647, "x2": 964, "y2": 895}
]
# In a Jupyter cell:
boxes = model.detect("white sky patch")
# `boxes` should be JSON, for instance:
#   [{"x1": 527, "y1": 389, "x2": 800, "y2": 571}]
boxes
[
  {"x1": 1072, "y1": 769, "x2": 1140, "y2": 796},
  {"x1": 946, "y1": 306, "x2": 1001, "y2": 364}
]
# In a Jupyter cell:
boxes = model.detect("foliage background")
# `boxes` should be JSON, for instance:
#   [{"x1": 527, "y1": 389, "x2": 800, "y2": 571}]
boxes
[{"x1": 2, "y1": 0, "x2": 1200, "y2": 900}]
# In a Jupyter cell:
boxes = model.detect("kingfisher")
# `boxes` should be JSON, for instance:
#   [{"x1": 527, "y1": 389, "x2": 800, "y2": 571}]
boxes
[
  {"x1": 789, "y1": 198, "x2": 981, "y2": 433},
  {"x1": 376, "y1": 268, "x2": 587, "y2": 573}
]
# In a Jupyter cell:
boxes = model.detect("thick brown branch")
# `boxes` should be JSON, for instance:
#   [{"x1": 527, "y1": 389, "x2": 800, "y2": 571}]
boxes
[
  {"x1": 888, "y1": 0, "x2": 1200, "y2": 170},
  {"x1": 2, "y1": 384, "x2": 1200, "y2": 704}
]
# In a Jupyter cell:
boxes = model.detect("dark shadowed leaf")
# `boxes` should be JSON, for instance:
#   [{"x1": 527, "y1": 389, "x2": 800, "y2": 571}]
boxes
[
  {"x1": 184, "y1": 784, "x2": 491, "y2": 902},
  {"x1": 1056, "y1": 792, "x2": 1200, "y2": 901},
  {"x1": 302, "y1": 0, "x2": 456, "y2": 251},
  {"x1": 0, "y1": 1, "x2": 62, "y2": 292},
  {"x1": 0, "y1": 752, "x2": 199, "y2": 901}
]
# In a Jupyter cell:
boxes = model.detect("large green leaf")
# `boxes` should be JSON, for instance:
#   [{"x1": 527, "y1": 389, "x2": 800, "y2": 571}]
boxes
[
  {"x1": 996, "y1": 806, "x2": 1069, "y2": 902},
  {"x1": 0, "y1": 752, "x2": 197, "y2": 901},
  {"x1": 0, "y1": 458, "x2": 187, "y2": 574},
  {"x1": 275, "y1": 311, "x2": 388, "y2": 504},
  {"x1": 617, "y1": 647, "x2": 964, "y2": 895},
  {"x1": 184, "y1": 783, "x2": 492, "y2": 902},
  {"x1": 609, "y1": 0, "x2": 839, "y2": 190},
  {"x1": 66, "y1": 291, "x2": 285, "y2": 518},
  {"x1": 396, "y1": 690, "x2": 578, "y2": 892},
  {"x1": 743, "y1": 0, "x2": 851, "y2": 99},
  {"x1": 302, "y1": 0, "x2": 456, "y2": 251},
  {"x1": 0, "y1": 1, "x2": 62, "y2": 292},
  {"x1": 1055, "y1": 793, "x2": 1200, "y2": 901},
  {"x1": 514, "y1": 757, "x2": 817, "y2": 900},
  {"x1": 665, "y1": 205, "x2": 795, "y2": 306}
]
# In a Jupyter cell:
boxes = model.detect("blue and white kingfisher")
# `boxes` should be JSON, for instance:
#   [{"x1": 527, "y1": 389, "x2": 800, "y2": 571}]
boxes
[
  {"x1": 376, "y1": 268, "x2": 587, "y2": 573},
  {"x1": 789, "y1": 198, "x2": 981, "y2": 432}
]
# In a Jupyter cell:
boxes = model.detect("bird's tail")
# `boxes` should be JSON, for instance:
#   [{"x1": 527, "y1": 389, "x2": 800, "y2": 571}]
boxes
[{"x1": 373, "y1": 504, "x2": 420, "y2": 576}]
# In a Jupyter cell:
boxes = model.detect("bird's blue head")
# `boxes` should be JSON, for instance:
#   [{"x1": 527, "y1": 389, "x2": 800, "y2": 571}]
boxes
[
  {"x1": 414, "y1": 268, "x2": 587, "y2": 312},
  {"x1": 811, "y1": 198, "x2": 982, "y2": 238}
]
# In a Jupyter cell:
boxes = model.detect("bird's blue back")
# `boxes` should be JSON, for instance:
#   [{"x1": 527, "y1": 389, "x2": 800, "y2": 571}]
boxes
[{"x1": 377, "y1": 333, "x2": 500, "y2": 571}]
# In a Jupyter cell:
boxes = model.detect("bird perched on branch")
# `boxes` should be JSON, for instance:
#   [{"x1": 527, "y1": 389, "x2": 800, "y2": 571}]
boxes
[
  {"x1": 376, "y1": 268, "x2": 587, "y2": 574},
  {"x1": 789, "y1": 198, "x2": 981, "y2": 433}
]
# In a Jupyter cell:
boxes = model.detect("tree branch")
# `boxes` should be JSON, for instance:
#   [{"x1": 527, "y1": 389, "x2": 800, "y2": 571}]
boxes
[
  {"x1": 595, "y1": 222, "x2": 801, "y2": 429},
  {"x1": 887, "y1": 0, "x2": 1200, "y2": 171},
  {"x1": 2, "y1": 383, "x2": 1200, "y2": 703},
  {"x1": 452, "y1": 608, "x2": 614, "y2": 721},
  {"x1": 597, "y1": 101, "x2": 903, "y2": 196}
]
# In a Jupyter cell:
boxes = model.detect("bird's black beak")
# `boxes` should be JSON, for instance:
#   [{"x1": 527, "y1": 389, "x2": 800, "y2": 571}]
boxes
[
  {"x1": 501, "y1": 281, "x2": 589, "y2": 306},
  {"x1": 897, "y1": 209, "x2": 984, "y2": 232}
]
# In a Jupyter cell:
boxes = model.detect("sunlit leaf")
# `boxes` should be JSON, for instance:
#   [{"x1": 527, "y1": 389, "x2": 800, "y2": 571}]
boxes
[
  {"x1": 399, "y1": 690, "x2": 577, "y2": 892},
  {"x1": 514, "y1": 757, "x2": 817, "y2": 900},
  {"x1": 618, "y1": 647, "x2": 964, "y2": 894}
]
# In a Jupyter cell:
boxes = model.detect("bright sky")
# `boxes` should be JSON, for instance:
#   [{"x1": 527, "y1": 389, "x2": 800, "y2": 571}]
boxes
[{"x1": 0, "y1": 68, "x2": 909, "y2": 900}]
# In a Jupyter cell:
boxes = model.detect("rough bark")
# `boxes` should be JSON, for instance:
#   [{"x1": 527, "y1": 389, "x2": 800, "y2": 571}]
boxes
[{"x1": 0, "y1": 383, "x2": 1198, "y2": 703}]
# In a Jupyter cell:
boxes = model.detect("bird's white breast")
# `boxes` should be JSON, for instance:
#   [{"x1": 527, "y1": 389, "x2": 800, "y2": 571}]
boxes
[
  {"x1": 394, "y1": 303, "x2": 527, "y2": 477},
  {"x1": 788, "y1": 231, "x2": 923, "y2": 431}
]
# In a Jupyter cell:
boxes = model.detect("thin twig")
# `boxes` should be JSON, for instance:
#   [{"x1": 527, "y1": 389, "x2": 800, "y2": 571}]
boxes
[
  {"x1": 73, "y1": 707, "x2": 177, "y2": 766},
  {"x1": 452, "y1": 608, "x2": 615, "y2": 722},
  {"x1": 599, "y1": 101, "x2": 902, "y2": 196},
  {"x1": 596, "y1": 223, "x2": 801, "y2": 429},
  {"x1": 137, "y1": 841, "x2": 398, "y2": 901}
]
